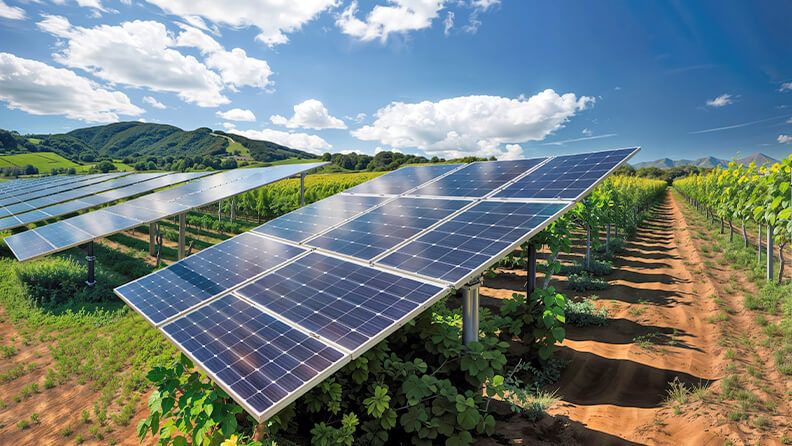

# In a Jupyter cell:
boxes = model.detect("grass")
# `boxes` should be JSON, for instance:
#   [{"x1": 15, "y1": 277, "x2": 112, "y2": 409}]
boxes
[
  {"x1": 634, "y1": 332, "x2": 658, "y2": 349},
  {"x1": 0, "y1": 152, "x2": 80, "y2": 171}
]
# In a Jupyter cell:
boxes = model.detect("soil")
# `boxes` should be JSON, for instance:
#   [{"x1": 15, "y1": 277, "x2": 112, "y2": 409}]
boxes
[{"x1": 477, "y1": 191, "x2": 790, "y2": 445}]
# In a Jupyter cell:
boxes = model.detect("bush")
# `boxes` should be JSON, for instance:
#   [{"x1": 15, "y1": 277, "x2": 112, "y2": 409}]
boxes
[
  {"x1": 559, "y1": 259, "x2": 613, "y2": 276},
  {"x1": 597, "y1": 237, "x2": 625, "y2": 254},
  {"x1": 566, "y1": 297, "x2": 609, "y2": 326},
  {"x1": 16, "y1": 257, "x2": 120, "y2": 306},
  {"x1": 567, "y1": 273, "x2": 609, "y2": 291}
]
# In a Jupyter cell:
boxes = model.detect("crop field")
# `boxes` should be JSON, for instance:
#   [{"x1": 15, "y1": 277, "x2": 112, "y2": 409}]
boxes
[
  {"x1": 0, "y1": 160, "x2": 789, "y2": 446},
  {"x1": 0, "y1": 152, "x2": 132, "y2": 174}
]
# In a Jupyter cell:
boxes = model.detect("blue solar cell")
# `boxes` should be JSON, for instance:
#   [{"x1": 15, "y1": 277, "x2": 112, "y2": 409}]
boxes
[
  {"x1": 116, "y1": 234, "x2": 306, "y2": 325},
  {"x1": 66, "y1": 210, "x2": 141, "y2": 237},
  {"x1": 162, "y1": 294, "x2": 345, "y2": 418},
  {"x1": 495, "y1": 148, "x2": 637, "y2": 200},
  {"x1": 307, "y1": 197, "x2": 469, "y2": 260},
  {"x1": 4, "y1": 230, "x2": 53, "y2": 261},
  {"x1": 253, "y1": 195, "x2": 389, "y2": 243},
  {"x1": 0, "y1": 173, "x2": 127, "y2": 207},
  {"x1": 409, "y1": 158, "x2": 546, "y2": 198},
  {"x1": 377, "y1": 201, "x2": 567, "y2": 284},
  {"x1": 32, "y1": 220, "x2": 93, "y2": 250},
  {"x1": 345, "y1": 164, "x2": 462, "y2": 195},
  {"x1": 235, "y1": 253, "x2": 447, "y2": 350}
]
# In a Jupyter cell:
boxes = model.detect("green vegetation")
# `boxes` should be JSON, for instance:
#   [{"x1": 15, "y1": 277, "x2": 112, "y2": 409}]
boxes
[{"x1": 566, "y1": 297, "x2": 609, "y2": 326}]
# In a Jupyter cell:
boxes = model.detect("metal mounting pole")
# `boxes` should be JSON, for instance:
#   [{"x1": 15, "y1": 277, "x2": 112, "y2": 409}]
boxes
[
  {"x1": 85, "y1": 241, "x2": 95, "y2": 287},
  {"x1": 767, "y1": 225, "x2": 774, "y2": 281},
  {"x1": 300, "y1": 172, "x2": 306, "y2": 207},
  {"x1": 461, "y1": 277, "x2": 481, "y2": 345},
  {"x1": 178, "y1": 212, "x2": 186, "y2": 260},
  {"x1": 527, "y1": 244, "x2": 537, "y2": 297},
  {"x1": 149, "y1": 223, "x2": 156, "y2": 256},
  {"x1": 230, "y1": 198, "x2": 235, "y2": 222}
]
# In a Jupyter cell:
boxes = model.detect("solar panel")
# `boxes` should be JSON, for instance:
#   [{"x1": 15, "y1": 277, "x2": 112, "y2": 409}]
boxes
[
  {"x1": 234, "y1": 252, "x2": 448, "y2": 351},
  {"x1": 0, "y1": 174, "x2": 100, "y2": 199},
  {"x1": 494, "y1": 148, "x2": 638, "y2": 200},
  {"x1": 306, "y1": 197, "x2": 470, "y2": 261},
  {"x1": 344, "y1": 164, "x2": 462, "y2": 195},
  {"x1": 376, "y1": 201, "x2": 569, "y2": 285},
  {"x1": 117, "y1": 234, "x2": 306, "y2": 325},
  {"x1": 0, "y1": 172, "x2": 211, "y2": 231},
  {"x1": 161, "y1": 294, "x2": 347, "y2": 421},
  {"x1": 253, "y1": 194, "x2": 390, "y2": 243},
  {"x1": 6, "y1": 163, "x2": 326, "y2": 261},
  {"x1": 0, "y1": 173, "x2": 167, "y2": 218},
  {"x1": 407, "y1": 158, "x2": 546, "y2": 198},
  {"x1": 0, "y1": 172, "x2": 129, "y2": 207}
]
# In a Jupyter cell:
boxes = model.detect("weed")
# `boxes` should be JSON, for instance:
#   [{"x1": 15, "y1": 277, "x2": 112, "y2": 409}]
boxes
[
  {"x1": 0, "y1": 344, "x2": 16, "y2": 358},
  {"x1": 725, "y1": 349, "x2": 736, "y2": 360},
  {"x1": 523, "y1": 390, "x2": 560, "y2": 422},
  {"x1": 707, "y1": 311, "x2": 728, "y2": 323},
  {"x1": 60, "y1": 426, "x2": 73, "y2": 437},
  {"x1": 753, "y1": 415, "x2": 770, "y2": 429},
  {"x1": 81, "y1": 409, "x2": 90, "y2": 424},
  {"x1": 565, "y1": 298, "x2": 609, "y2": 326},
  {"x1": 664, "y1": 377, "x2": 690, "y2": 405},
  {"x1": 75, "y1": 434, "x2": 84, "y2": 444},
  {"x1": 17, "y1": 419, "x2": 30, "y2": 429},
  {"x1": 567, "y1": 272, "x2": 609, "y2": 291},
  {"x1": 634, "y1": 332, "x2": 658, "y2": 349},
  {"x1": 30, "y1": 413, "x2": 40, "y2": 424}
]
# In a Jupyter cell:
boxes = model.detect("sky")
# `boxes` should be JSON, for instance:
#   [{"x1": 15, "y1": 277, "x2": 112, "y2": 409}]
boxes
[{"x1": 0, "y1": 0, "x2": 791, "y2": 163}]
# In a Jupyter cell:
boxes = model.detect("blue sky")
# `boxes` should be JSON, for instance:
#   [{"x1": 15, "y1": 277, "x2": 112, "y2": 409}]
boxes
[{"x1": 0, "y1": 0, "x2": 790, "y2": 162}]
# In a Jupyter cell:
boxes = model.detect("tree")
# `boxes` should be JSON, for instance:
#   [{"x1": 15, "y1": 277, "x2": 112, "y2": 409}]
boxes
[{"x1": 96, "y1": 160, "x2": 116, "y2": 173}]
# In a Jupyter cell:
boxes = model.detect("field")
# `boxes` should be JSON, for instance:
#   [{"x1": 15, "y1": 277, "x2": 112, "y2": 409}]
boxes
[
  {"x1": 0, "y1": 152, "x2": 132, "y2": 174},
  {"x1": 0, "y1": 162, "x2": 789, "y2": 445}
]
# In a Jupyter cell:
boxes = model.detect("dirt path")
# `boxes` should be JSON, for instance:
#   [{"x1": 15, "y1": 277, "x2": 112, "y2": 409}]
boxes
[{"x1": 479, "y1": 191, "x2": 789, "y2": 445}]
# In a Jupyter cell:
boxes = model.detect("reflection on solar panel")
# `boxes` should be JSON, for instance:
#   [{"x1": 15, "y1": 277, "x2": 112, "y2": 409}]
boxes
[
  {"x1": 0, "y1": 174, "x2": 103, "y2": 199},
  {"x1": 495, "y1": 148, "x2": 638, "y2": 200},
  {"x1": 162, "y1": 294, "x2": 347, "y2": 421},
  {"x1": 0, "y1": 172, "x2": 129, "y2": 206},
  {"x1": 0, "y1": 172, "x2": 211, "y2": 231},
  {"x1": 345, "y1": 164, "x2": 462, "y2": 195},
  {"x1": 0, "y1": 172, "x2": 167, "y2": 218},
  {"x1": 253, "y1": 194, "x2": 390, "y2": 243},
  {"x1": 117, "y1": 234, "x2": 306, "y2": 325},
  {"x1": 235, "y1": 252, "x2": 447, "y2": 351},
  {"x1": 5, "y1": 163, "x2": 326, "y2": 261},
  {"x1": 376, "y1": 201, "x2": 568, "y2": 285},
  {"x1": 307, "y1": 197, "x2": 469, "y2": 260},
  {"x1": 408, "y1": 158, "x2": 546, "y2": 198}
]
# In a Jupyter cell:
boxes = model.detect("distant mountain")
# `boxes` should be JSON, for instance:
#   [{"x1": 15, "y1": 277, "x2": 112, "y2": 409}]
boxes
[
  {"x1": 0, "y1": 122, "x2": 316, "y2": 163},
  {"x1": 633, "y1": 152, "x2": 778, "y2": 170}
]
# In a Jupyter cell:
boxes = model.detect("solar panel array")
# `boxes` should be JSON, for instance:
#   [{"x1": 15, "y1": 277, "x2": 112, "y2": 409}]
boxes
[
  {"x1": 5, "y1": 163, "x2": 326, "y2": 261},
  {"x1": 0, "y1": 172, "x2": 129, "y2": 206},
  {"x1": 115, "y1": 147, "x2": 638, "y2": 422}
]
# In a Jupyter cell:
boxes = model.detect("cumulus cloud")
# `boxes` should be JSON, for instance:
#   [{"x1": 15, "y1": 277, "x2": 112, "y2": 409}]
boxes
[
  {"x1": 144, "y1": 0, "x2": 336, "y2": 46},
  {"x1": 229, "y1": 128, "x2": 331, "y2": 154},
  {"x1": 205, "y1": 48, "x2": 272, "y2": 91},
  {"x1": 337, "y1": 0, "x2": 446, "y2": 42},
  {"x1": 352, "y1": 90, "x2": 594, "y2": 158},
  {"x1": 0, "y1": 52, "x2": 143, "y2": 122},
  {"x1": 143, "y1": 96, "x2": 166, "y2": 109},
  {"x1": 0, "y1": 1, "x2": 25, "y2": 20},
  {"x1": 217, "y1": 108, "x2": 256, "y2": 122},
  {"x1": 174, "y1": 23, "x2": 222, "y2": 53},
  {"x1": 222, "y1": 122, "x2": 236, "y2": 130},
  {"x1": 779, "y1": 135, "x2": 792, "y2": 144},
  {"x1": 270, "y1": 99, "x2": 346, "y2": 130},
  {"x1": 706, "y1": 93, "x2": 733, "y2": 108}
]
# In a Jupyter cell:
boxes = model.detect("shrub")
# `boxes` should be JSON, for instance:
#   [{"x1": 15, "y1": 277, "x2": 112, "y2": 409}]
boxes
[
  {"x1": 15, "y1": 257, "x2": 120, "y2": 305},
  {"x1": 560, "y1": 259, "x2": 613, "y2": 276},
  {"x1": 567, "y1": 273, "x2": 609, "y2": 291},
  {"x1": 566, "y1": 298, "x2": 609, "y2": 326}
]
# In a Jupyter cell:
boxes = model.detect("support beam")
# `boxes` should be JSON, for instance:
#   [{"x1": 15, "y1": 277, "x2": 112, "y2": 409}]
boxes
[
  {"x1": 526, "y1": 244, "x2": 537, "y2": 297},
  {"x1": 767, "y1": 225, "x2": 774, "y2": 281},
  {"x1": 85, "y1": 241, "x2": 95, "y2": 287},
  {"x1": 300, "y1": 172, "x2": 306, "y2": 207},
  {"x1": 149, "y1": 223, "x2": 156, "y2": 256},
  {"x1": 461, "y1": 278, "x2": 481, "y2": 345},
  {"x1": 230, "y1": 198, "x2": 236, "y2": 222},
  {"x1": 178, "y1": 212, "x2": 186, "y2": 260}
]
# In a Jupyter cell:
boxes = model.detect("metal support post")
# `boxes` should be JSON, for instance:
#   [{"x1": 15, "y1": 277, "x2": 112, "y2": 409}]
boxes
[
  {"x1": 461, "y1": 277, "x2": 481, "y2": 345},
  {"x1": 767, "y1": 225, "x2": 774, "y2": 281},
  {"x1": 85, "y1": 241, "x2": 95, "y2": 287},
  {"x1": 300, "y1": 172, "x2": 306, "y2": 207},
  {"x1": 149, "y1": 223, "x2": 156, "y2": 256},
  {"x1": 230, "y1": 198, "x2": 235, "y2": 222},
  {"x1": 526, "y1": 244, "x2": 537, "y2": 297},
  {"x1": 178, "y1": 212, "x2": 186, "y2": 260}
]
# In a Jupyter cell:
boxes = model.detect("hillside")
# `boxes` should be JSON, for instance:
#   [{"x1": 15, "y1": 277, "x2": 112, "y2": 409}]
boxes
[
  {"x1": 634, "y1": 152, "x2": 778, "y2": 169},
  {"x1": 0, "y1": 122, "x2": 316, "y2": 163}
]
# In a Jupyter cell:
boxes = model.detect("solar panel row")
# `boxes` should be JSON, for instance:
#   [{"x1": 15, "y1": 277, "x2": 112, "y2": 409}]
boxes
[
  {"x1": 0, "y1": 174, "x2": 108, "y2": 200},
  {"x1": 0, "y1": 172, "x2": 129, "y2": 207}
]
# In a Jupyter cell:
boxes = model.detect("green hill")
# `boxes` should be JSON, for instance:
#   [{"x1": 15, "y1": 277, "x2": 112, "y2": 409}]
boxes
[{"x1": 0, "y1": 122, "x2": 317, "y2": 163}]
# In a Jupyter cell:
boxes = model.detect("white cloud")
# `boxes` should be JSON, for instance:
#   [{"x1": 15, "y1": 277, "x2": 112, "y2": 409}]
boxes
[
  {"x1": 205, "y1": 48, "x2": 272, "y2": 91},
  {"x1": 352, "y1": 90, "x2": 594, "y2": 158},
  {"x1": 345, "y1": 112, "x2": 367, "y2": 123},
  {"x1": 501, "y1": 144, "x2": 523, "y2": 160},
  {"x1": 217, "y1": 108, "x2": 256, "y2": 122},
  {"x1": 144, "y1": 0, "x2": 336, "y2": 46},
  {"x1": 0, "y1": 52, "x2": 143, "y2": 122},
  {"x1": 779, "y1": 135, "x2": 792, "y2": 144},
  {"x1": 222, "y1": 122, "x2": 236, "y2": 130},
  {"x1": 38, "y1": 16, "x2": 229, "y2": 107},
  {"x1": 443, "y1": 11, "x2": 454, "y2": 36},
  {"x1": 337, "y1": 0, "x2": 445, "y2": 42},
  {"x1": 780, "y1": 82, "x2": 792, "y2": 92},
  {"x1": 787, "y1": 117, "x2": 792, "y2": 124},
  {"x1": 270, "y1": 99, "x2": 346, "y2": 130},
  {"x1": 340, "y1": 149, "x2": 365, "y2": 155},
  {"x1": 542, "y1": 133, "x2": 617, "y2": 146},
  {"x1": 706, "y1": 93, "x2": 733, "y2": 108},
  {"x1": 581, "y1": 128, "x2": 592, "y2": 136},
  {"x1": 230, "y1": 128, "x2": 331, "y2": 154},
  {"x1": 471, "y1": 0, "x2": 500, "y2": 10},
  {"x1": 175, "y1": 23, "x2": 222, "y2": 53},
  {"x1": 0, "y1": 0, "x2": 25, "y2": 20},
  {"x1": 143, "y1": 96, "x2": 166, "y2": 109}
]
